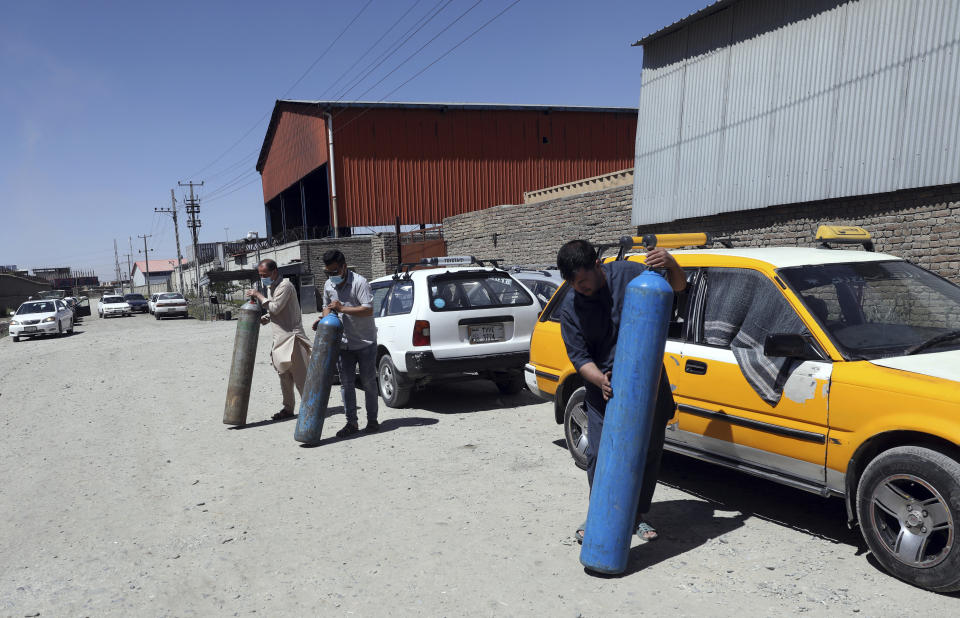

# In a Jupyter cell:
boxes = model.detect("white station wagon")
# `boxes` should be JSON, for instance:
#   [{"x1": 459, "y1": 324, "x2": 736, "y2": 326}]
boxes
[{"x1": 369, "y1": 257, "x2": 541, "y2": 407}]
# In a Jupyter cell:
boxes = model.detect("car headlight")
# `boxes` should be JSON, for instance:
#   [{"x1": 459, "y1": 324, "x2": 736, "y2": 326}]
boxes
[
  {"x1": 10, "y1": 319, "x2": 19, "y2": 325},
  {"x1": 42, "y1": 316, "x2": 56, "y2": 323}
]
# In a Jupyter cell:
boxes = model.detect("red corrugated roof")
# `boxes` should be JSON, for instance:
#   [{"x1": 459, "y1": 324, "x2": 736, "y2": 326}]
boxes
[{"x1": 132, "y1": 259, "x2": 185, "y2": 275}]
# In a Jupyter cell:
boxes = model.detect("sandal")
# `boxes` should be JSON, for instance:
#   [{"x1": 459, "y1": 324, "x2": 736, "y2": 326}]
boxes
[
  {"x1": 575, "y1": 521, "x2": 586, "y2": 544},
  {"x1": 636, "y1": 520, "x2": 658, "y2": 542},
  {"x1": 271, "y1": 410, "x2": 295, "y2": 421}
]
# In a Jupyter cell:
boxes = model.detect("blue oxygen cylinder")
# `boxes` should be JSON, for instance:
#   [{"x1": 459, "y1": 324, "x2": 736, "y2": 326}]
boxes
[
  {"x1": 294, "y1": 313, "x2": 343, "y2": 445},
  {"x1": 580, "y1": 270, "x2": 673, "y2": 574}
]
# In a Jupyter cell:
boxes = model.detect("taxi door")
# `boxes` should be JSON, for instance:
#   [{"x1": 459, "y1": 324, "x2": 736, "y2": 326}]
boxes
[{"x1": 667, "y1": 267, "x2": 830, "y2": 491}]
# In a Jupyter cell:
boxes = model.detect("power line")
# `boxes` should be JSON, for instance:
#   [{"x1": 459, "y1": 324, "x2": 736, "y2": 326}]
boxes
[
  {"x1": 281, "y1": 0, "x2": 375, "y2": 99},
  {"x1": 204, "y1": 176, "x2": 262, "y2": 204},
  {"x1": 317, "y1": 0, "x2": 426, "y2": 100},
  {"x1": 335, "y1": 0, "x2": 522, "y2": 135},
  {"x1": 341, "y1": 0, "x2": 484, "y2": 107},
  {"x1": 184, "y1": 0, "x2": 376, "y2": 179},
  {"x1": 329, "y1": 0, "x2": 455, "y2": 104}
]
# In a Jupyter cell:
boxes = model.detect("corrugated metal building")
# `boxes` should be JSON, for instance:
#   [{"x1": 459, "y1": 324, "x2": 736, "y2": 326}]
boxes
[
  {"x1": 256, "y1": 101, "x2": 637, "y2": 238},
  {"x1": 632, "y1": 0, "x2": 960, "y2": 226}
]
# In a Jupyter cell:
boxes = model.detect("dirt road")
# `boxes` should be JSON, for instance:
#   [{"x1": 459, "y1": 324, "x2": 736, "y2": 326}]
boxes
[{"x1": 0, "y1": 308, "x2": 957, "y2": 616}]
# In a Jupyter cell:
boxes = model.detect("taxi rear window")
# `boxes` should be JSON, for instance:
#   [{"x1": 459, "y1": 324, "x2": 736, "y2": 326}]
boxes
[{"x1": 427, "y1": 272, "x2": 533, "y2": 311}]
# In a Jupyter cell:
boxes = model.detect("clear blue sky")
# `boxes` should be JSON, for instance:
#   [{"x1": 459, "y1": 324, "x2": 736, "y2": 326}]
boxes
[{"x1": 1, "y1": 0, "x2": 705, "y2": 280}]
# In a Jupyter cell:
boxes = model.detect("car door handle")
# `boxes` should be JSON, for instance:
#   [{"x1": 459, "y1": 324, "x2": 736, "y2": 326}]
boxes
[{"x1": 685, "y1": 360, "x2": 707, "y2": 375}]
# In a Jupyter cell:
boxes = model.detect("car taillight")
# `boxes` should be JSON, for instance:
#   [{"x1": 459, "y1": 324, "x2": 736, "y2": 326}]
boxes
[{"x1": 412, "y1": 320, "x2": 431, "y2": 346}]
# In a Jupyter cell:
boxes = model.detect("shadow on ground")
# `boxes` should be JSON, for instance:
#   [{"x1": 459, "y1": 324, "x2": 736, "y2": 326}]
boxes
[
  {"x1": 583, "y1": 499, "x2": 749, "y2": 578},
  {"x1": 298, "y1": 416, "x2": 438, "y2": 448},
  {"x1": 656, "y1": 452, "x2": 862, "y2": 548},
  {"x1": 410, "y1": 381, "x2": 545, "y2": 415}
]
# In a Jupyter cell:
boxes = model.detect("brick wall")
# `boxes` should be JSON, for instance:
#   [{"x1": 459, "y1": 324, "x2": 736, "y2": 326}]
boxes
[
  {"x1": 443, "y1": 186, "x2": 633, "y2": 268},
  {"x1": 300, "y1": 234, "x2": 399, "y2": 286},
  {"x1": 443, "y1": 183, "x2": 960, "y2": 283}
]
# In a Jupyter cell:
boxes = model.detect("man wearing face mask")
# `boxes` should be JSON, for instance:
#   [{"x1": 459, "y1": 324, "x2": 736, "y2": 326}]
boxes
[
  {"x1": 246, "y1": 259, "x2": 312, "y2": 421},
  {"x1": 312, "y1": 250, "x2": 379, "y2": 437},
  {"x1": 556, "y1": 239, "x2": 686, "y2": 546}
]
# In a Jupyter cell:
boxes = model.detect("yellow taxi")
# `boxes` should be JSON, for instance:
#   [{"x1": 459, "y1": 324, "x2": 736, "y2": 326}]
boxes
[{"x1": 525, "y1": 228, "x2": 960, "y2": 592}]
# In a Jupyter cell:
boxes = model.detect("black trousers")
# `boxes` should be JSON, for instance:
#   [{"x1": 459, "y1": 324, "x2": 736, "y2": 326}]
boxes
[{"x1": 584, "y1": 366, "x2": 675, "y2": 525}]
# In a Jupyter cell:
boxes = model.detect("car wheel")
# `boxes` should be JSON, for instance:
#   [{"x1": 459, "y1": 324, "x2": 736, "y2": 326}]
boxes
[
  {"x1": 378, "y1": 354, "x2": 410, "y2": 408},
  {"x1": 155, "y1": 313, "x2": 161, "y2": 320},
  {"x1": 856, "y1": 445, "x2": 960, "y2": 592},
  {"x1": 563, "y1": 386, "x2": 589, "y2": 470},
  {"x1": 493, "y1": 370, "x2": 525, "y2": 395},
  {"x1": 68, "y1": 321, "x2": 74, "y2": 334},
  {"x1": 57, "y1": 322, "x2": 63, "y2": 337},
  {"x1": 12, "y1": 336, "x2": 19, "y2": 342}
]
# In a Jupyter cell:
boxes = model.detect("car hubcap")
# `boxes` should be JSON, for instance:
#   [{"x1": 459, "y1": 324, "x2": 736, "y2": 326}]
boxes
[
  {"x1": 870, "y1": 473, "x2": 954, "y2": 568},
  {"x1": 381, "y1": 365, "x2": 394, "y2": 399},
  {"x1": 570, "y1": 400, "x2": 589, "y2": 459}
]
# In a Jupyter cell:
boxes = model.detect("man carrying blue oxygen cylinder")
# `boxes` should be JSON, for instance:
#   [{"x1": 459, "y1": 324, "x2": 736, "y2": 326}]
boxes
[
  {"x1": 555, "y1": 240, "x2": 686, "y2": 548},
  {"x1": 312, "y1": 250, "x2": 380, "y2": 437}
]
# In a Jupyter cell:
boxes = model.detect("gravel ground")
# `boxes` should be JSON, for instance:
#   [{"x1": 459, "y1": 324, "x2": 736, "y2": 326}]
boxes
[{"x1": 1, "y1": 304, "x2": 958, "y2": 616}]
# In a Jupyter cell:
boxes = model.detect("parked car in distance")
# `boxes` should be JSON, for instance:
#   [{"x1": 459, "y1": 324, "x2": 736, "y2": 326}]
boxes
[
  {"x1": 509, "y1": 268, "x2": 562, "y2": 309},
  {"x1": 98, "y1": 295, "x2": 132, "y2": 318},
  {"x1": 8, "y1": 299, "x2": 74, "y2": 341},
  {"x1": 525, "y1": 227, "x2": 960, "y2": 593},
  {"x1": 147, "y1": 293, "x2": 160, "y2": 314},
  {"x1": 154, "y1": 292, "x2": 188, "y2": 319},
  {"x1": 124, "y1": 293, "x2": 149, "y2": 313},
  {"x1": 369, "y1": 256, "x2": 540, "y2": 407}
]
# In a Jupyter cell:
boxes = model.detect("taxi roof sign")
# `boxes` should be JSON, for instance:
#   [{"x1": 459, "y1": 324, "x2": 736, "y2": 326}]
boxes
[{"x1": 815, "y1": 225, "x2": 874, "y2": 251}]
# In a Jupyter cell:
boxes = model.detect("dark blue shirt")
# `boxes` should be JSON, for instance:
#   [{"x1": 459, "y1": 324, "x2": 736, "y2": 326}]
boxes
[{"x1": 558, "y1": 260, "x2": 649, "y2": 376}]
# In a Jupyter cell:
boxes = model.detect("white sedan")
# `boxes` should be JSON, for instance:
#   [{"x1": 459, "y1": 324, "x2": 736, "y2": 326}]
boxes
[
  {"x1": 154, "y1": 292, "x2": 188, "y2": 319},
  {"x1": 98, "y1": 295, "x2": 132, "y2": 318},
  {"x1": 8, "y1": 299, "x2": 74, "y2": 341}
]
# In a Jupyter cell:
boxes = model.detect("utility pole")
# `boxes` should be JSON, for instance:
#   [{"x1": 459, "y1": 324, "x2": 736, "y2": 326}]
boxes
[
  {"x1": 124, "y1": 252, "x2": 133, "y2": 294},
  {"x1": 179, "y1": 180, "x2": 204, "y2": 319},
  {"x1": 128, "y1": 237, "x2": 135, "y2": 293},
  {"x1": 113, "y1": 239, "x2": 122, "y2": 289},
  {"x1": 156, "y1": 189, "x2": 186, "y2": 294},
  {"x1": 138, "y1": 234, "x2": 154, "y2": 297}
]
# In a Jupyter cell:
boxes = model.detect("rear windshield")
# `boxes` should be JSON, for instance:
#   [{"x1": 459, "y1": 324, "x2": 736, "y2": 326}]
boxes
[
  {"x1": 160, "y1": 293, "x2": 184, "y2": 300},
  {"x1": 427, "y1": 272, "x2": 533, "y2": 311},
  {"x1": 17, "y1": 302, "x2": 55, "y2": 314},
  {"x1": 125, "y1": 294, "x2": 145, "y2": 301}
]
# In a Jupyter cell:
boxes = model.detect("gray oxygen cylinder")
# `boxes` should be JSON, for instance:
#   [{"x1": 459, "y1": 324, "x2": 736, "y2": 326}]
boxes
[{"x1": 223, "y1": 299, "x2": 262, "y2": 425}]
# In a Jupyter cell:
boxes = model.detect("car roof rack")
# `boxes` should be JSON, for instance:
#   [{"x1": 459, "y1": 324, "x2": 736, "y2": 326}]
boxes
[
  {"x1": 814, "y1": 225, "x2": 874, "y2": 252},
  {"x1": 393, "y1": 255, "x2": 504, "y2": 278},
  {"x1": 598, "y1": 233, "x2": 738, "y2": 260}
]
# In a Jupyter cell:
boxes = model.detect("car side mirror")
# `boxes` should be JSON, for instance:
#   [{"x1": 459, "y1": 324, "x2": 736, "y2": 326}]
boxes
[{"x1": 763, "y1": 333, "x2": 822, "y2": 360}]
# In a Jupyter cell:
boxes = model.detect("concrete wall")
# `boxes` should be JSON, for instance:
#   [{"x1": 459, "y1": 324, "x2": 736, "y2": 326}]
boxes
[
  {"x1": 0, "y1": 273, "x2": 53, "y2": 313},
  {"x1": 443, "y1": 183, "x2": 960, "y2": 284}
]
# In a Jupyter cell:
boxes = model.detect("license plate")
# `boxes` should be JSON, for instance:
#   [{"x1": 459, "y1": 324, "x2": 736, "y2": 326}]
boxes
[
  {"x1": 468, "y1": 324, "x2": 505, "y2": 344},
  {"x1": 25, "y1": 326, "x2": 37, "y2": 332}
]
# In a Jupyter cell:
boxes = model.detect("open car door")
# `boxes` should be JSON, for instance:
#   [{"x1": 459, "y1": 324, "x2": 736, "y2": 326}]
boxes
[{"x1": 76, "y1": 297, "x2": 91, "y2": 317}]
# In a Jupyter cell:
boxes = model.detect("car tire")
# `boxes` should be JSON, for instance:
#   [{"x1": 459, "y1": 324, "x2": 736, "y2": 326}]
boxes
[
  {"x1": 68, "y1": 321, "x2": 74, "y2": 334},
  {"x1": 12, "y1": 336, "x2": 19, "y2": 342},
  {"x1": 563, "y1": 386, "x2": 589, "y2": 470},
  {"x1": 494, "y1": 370, "x2": 525, "y2": 395},
  {"x1": 57, "y1": 322, "x2": 63, "y2": 337},
  {"x1": 856, "y1": 445, "x2": 960, "y2": 592},
  {"x1": 155, "y1": 313, "x2": 161, "y2": 320},
  {"x1": 378, "y1": 354, "x2": 411, "y2": 408}
]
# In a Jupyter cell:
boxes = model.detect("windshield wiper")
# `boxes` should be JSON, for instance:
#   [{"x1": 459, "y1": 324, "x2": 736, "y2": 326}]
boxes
[{"x1": 904, "y1": 329, "x2": 960, "y2": 355}]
